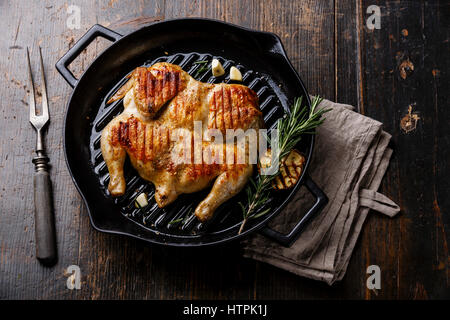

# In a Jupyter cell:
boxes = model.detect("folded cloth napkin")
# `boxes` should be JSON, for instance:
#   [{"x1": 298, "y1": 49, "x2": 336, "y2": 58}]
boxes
[{"x1": 242, "y1": 97, "x2": 400, "y2": 285}]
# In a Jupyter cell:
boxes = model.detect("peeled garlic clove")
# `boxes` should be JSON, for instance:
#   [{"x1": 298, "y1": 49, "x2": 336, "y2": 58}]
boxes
[
  {"x1": 135, "y1": 192, "x2": 148, "y2": 208},
  {"x1": 211, "y1": 59, "x2": 225, "y2": 77},
  {"x1": 230, "y1": 66, "x2": 242, "y2": 81}
]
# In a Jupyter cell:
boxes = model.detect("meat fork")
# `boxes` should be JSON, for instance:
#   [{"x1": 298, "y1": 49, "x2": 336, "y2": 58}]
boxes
[{"x1": 27, "y1": 47, "x2": 56, "y2": 266}]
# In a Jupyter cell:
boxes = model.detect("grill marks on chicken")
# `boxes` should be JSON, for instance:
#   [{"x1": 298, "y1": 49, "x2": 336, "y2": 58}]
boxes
[
  {"x1": 134, "y1": 66, "x2": 184, "y2": 117},
  {"x1": 111, "y1": 116, "x2": 171, "y2": 164},
  {"x1": 109, "y1": 116, "x2": 244, "y2": 180},
  {"x1": 208, "y1": 85, "x2": 260, "y2": 132},
  {"x1": 101, "y1": 62, "x2": 263, "y2": 221},
  {"x1": 108, "y1": 64, "x2": 188, "y2": 118},
  {"x1": 167, "y1": 94, "x2": 199, "y2": 129}
]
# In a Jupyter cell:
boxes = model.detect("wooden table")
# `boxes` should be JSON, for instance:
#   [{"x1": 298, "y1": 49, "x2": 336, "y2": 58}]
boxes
[{"x1": 0, "y1": 0, "x2": 448, "y2": 299}]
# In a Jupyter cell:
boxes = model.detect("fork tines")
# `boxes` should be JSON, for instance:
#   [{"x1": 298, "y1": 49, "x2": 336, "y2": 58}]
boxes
[{"x1": 27, "y1": 47, "x2": 49, "y2": 130}]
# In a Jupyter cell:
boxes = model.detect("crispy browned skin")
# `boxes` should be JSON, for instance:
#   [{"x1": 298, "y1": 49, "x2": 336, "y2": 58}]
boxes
[
  {"x1": 101, "y1": 62, "x2": 263, "y2": 221},
  {"x1": 108, "y1": 64, "x2": 188, "y2": 118}
]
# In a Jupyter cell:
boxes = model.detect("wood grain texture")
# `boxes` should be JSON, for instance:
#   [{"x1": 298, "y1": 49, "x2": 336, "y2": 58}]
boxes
[
  {"x1": 358, "y1": 0, "x2": 449, "y2": 299},
  {"x1": 0, "y1": 0, "x2": 448, "y2": 299}
]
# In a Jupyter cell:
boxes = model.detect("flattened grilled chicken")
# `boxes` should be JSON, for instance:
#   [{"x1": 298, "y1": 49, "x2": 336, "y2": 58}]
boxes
[{"x1": 101, "y1": 62, "x2": 263, "y2": 222}]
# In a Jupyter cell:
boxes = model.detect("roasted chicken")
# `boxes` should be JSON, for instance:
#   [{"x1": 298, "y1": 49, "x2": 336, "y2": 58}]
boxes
[{"x1": 101, "y1": 62, "x2": 264, "y2": 222}]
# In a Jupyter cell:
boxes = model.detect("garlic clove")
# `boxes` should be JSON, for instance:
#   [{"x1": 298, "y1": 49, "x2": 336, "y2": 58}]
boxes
[
  {"x1": 211, "y1": 59, "x2": 225, "y2": 77},
  {"x1": 229, "y1": 66, "x2": 242, "y2": 81}
]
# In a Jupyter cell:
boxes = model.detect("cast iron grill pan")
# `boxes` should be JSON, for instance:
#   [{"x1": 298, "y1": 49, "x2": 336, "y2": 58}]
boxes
[{"x1": 56, "y1": 19, "x2": 328, "y2": 247}]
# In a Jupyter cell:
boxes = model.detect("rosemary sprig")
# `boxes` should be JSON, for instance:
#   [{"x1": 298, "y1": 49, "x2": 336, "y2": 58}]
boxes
[
  {"x1": 193, "y1": 60, "x2": 209, "y2": 78},
  {"x1": 238, "y1": 96, "x2": 329, "y2": 234}
]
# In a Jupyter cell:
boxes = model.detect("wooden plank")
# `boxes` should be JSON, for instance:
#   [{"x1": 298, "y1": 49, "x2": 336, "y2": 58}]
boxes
[
  {"x1": 0, "y1": 0, "x2": 85, "y2": 299},
  {"x1": 334, "y1": 0, "x2": 366, "y2": 299},
  {"x1": 359, "y1": 0, "x2": 449, "y2": 299},
  {"x1": 335, "y1": 0, "x2": 359, "y2": 106}
]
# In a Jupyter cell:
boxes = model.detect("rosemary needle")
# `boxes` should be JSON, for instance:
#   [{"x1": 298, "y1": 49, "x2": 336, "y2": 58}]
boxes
[
  {"x1": 168, "y1": 218, "x2": 183, "y2": 225},
  {"x1": 169, "y1": 208, "x2": 194, "y2": 225},
  {"x1": 193, "y1": 60, "x2": 209, "y2": 78}
]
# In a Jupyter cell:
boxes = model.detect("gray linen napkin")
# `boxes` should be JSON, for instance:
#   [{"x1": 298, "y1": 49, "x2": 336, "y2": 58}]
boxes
[{"x1": 242, "y1": 98, "x2": 400, "y2": 285}]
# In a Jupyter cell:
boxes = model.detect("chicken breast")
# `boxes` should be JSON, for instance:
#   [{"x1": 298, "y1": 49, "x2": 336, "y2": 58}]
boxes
[{"x1": 101, "y1": 62, "x2": 263, "y2": 222}]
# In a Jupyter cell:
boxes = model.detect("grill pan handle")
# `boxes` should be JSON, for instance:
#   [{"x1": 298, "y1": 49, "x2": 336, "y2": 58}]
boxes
[
  {"x1": 259, "y1": 175, "x2": 328, "y2": 247},
  {"x1": 56, "y1": 24, "x2": 122, "y2": 88}
]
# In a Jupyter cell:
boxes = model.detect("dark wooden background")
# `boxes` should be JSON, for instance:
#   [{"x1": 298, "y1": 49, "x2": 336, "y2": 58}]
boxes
[{"x1": 0, "y1": 0, "x2": 448, "y2": 299}]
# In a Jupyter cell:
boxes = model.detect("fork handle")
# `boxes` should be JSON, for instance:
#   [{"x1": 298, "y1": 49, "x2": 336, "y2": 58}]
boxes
[{"x1": 33, "y1": 155, "x2": 57, "y2": 266}]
